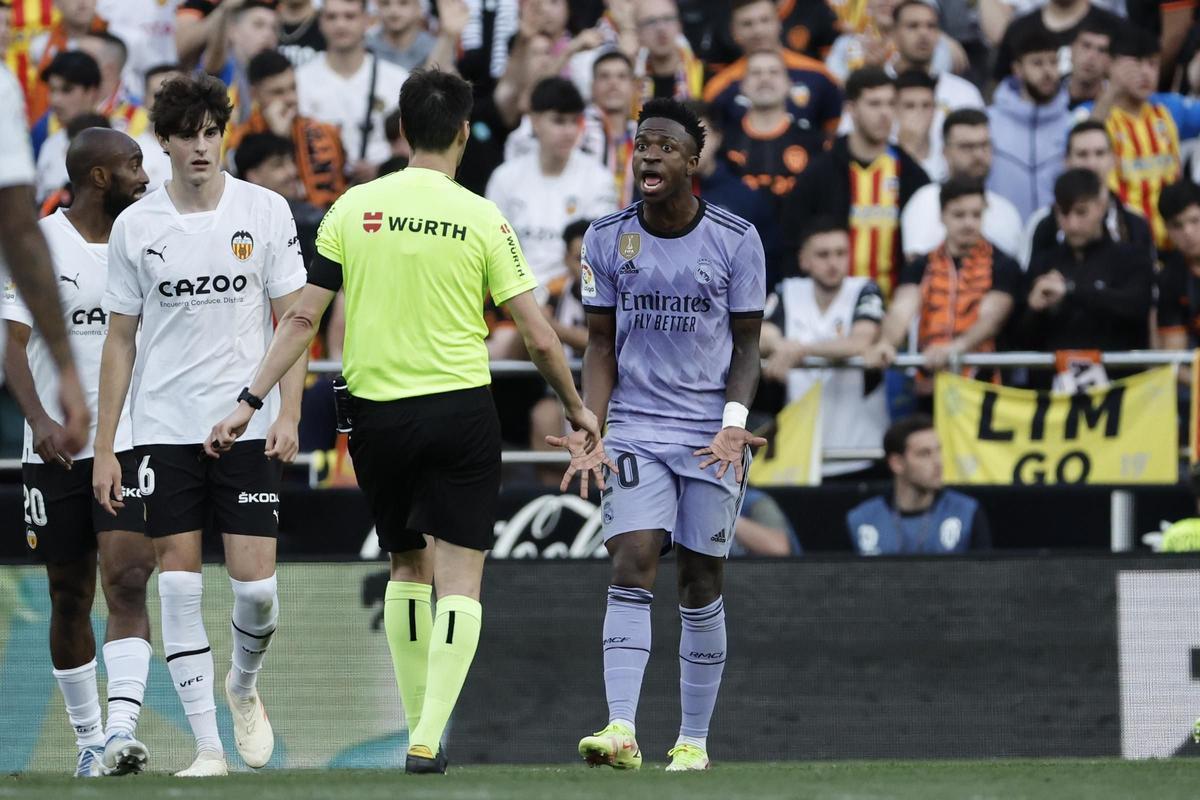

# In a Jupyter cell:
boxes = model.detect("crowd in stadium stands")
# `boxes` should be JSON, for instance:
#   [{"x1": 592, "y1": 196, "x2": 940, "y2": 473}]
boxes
[{"x1": 9, "y1": 0, "x2": 1200, "y2": 490}]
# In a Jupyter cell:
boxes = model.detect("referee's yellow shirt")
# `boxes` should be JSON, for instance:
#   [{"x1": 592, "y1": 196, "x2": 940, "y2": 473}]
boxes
[{"x1": 314, "y1": 167, "x2": 539, "y2": 401}]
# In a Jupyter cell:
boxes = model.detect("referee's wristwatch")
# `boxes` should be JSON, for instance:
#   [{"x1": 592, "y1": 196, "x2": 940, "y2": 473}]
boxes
[{"x1": 238, "y1": 387, "x2": 264, "y2": 410}]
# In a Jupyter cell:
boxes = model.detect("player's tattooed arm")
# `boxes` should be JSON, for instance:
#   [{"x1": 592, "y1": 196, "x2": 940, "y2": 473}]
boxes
[{"x1": 696, "y1": 316, "x2": 768, "y2": 483}]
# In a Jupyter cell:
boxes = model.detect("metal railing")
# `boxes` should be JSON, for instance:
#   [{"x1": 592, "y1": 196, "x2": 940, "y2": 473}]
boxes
[{"x1": 0, "y1": 351, "x2": 1188, "y2": 475}]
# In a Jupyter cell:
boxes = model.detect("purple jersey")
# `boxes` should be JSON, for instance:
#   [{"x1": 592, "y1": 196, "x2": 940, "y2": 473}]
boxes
[{"x1": 581, "y1": 199, "x2": 766, "y2": 446}]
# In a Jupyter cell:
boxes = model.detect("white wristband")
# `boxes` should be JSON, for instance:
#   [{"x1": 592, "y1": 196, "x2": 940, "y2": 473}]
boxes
[{"x1": 722, "y1": 402, "x2": 748, "y2": 429}]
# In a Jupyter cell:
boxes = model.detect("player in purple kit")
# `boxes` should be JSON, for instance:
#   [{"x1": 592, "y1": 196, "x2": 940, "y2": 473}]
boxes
[{"x1": 549, "y1": 98, "x2": 767, "y2": 772}]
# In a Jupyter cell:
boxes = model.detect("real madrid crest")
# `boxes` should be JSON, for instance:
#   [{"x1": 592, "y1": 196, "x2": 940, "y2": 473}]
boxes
[
  {"x1": 619, "y1": 233, "x2": 641, "y2": 259},
  {"x1": 231, "y1": 231, "x2": 255, "y2": 261}
]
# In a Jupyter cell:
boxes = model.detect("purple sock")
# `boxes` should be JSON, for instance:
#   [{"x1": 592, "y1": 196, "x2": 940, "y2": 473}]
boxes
[
  {"x1": 679, "y1": 597, "x2": 726, "y2": 738},
  {"x1": 603, "y1": 585, "x2": 653, "y2": 726}
]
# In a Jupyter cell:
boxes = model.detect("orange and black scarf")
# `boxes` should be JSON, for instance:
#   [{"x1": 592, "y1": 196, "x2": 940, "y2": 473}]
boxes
[{"x1": 918, "y1": 239, "x2": 996, "y2": 353}]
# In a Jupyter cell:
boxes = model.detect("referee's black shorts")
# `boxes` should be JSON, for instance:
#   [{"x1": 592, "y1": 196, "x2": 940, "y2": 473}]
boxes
[{"x1": 348, "y1": 386, "x2": 501, "y2": 553}]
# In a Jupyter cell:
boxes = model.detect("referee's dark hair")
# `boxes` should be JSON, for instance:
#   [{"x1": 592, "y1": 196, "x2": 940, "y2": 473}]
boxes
[
  {"x1": 151, "y1": 73, "x2": 233, "y2": 139},
  {"x1": 638, "y1": 97, "x2": 706, "y2": 156},
  {"x1": 884, "y1": 414, "x2": 935, "y2": 458},
  {"x1": 398, "y1": 67, "x2": 474, "y2": 153}
]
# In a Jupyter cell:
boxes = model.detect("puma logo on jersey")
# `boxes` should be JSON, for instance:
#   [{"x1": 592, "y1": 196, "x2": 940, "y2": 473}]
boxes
[
  {"x1": 146, "y1": 245, "x2": 167, "y2": 262},
  {"x1": 58, "y1": 273, "x2": 79, "y2": 289}
]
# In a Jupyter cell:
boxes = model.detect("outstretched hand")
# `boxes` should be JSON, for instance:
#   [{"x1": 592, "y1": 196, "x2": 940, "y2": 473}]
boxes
[
  {"x1": 546, "y1": 408, "x2": 616, "y2": 498},
  {"x1": 694, "y1": 427, "x2": 768, "y2": 483}
]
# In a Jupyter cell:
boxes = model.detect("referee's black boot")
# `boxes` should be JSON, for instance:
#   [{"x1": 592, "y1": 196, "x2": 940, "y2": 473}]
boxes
[{"x1": 405, "y1": 745, "x2": 448, "y2": 775}]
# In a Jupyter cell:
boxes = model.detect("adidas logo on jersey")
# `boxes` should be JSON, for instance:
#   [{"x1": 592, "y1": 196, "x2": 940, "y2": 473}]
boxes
[
  {"x1": 710, "y1": 528, "x2": 727, "y2": 543},
  {"x1": 618, "y1": 260, "x2": 639, "y2": 275}
]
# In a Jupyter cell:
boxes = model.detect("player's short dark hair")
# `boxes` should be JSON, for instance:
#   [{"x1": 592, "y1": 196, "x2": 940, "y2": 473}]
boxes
[
  {"x1": 150, "y1": 73, "x2": 233, "y2": 139},
  {"x1": 1012, "y1": 28, "x2": 1060, "y2": 61},
  {"x1": 638, "y1": 97, "x2": 707, "y2": 155},
  {"x1": 940, "y1": 176, "x2": 985, "y2": 209},
  {"x1": 1053, "y1": 167, "x2": 1103, "y2": 212},
  {"x1": 247, "y1": 49, "x2": 293, "y2": 86},
  {"x1": 942, "y1": 107, "x2": 988, "y2": 141},
  {"x1": 592, "y1": 49, "x2": 633, "y2": 76},
  {"x1": 234, "y1": 133, "x2": 292, "y2": 177},
  {"x1": 66, "y1": 113, "x2": 111, "y2": 140},
  {"x1": 1159, "y1": 180, "x2": 1200, "y2": 224},
  {"x1": 845, "y1": 66, "x2": 893, "y2": 101},
  {"x1": 399, "y1": 68, "x2": 473, "y2": 152},
  {"x1": 384, "y1": 108, "x2": 403, "y2": 144},
  {"x1": 893, "y1": 0, "x2": 938, "y2": 24},
  {"x1": 884, "y1": 413, "x2": 935, "y2": 458},
  {"x1": 798, "y1": 216, "x2": 848, "y2": 251},
  {"x1": 895, "y1": 68, "x2": 936, "y2": 94},
  {"x1": 563, "y1": 218, "x2": 591, "y2": 244},
  {"x1": 40, "y1": 50, "x2": 101, "y2": 88},
  {"x1": 85, "y1": 30, "x2": 128, "y2": 66},
  {"x1": 1110, "y1": 27, "x2": 1159, "y2": 59},
  {"x1": 1066, "y1": 119, "x2": 1110, "y2": 153},
  {"x1": 530, "y1": 77, "x2": 585, "y2": 115}
]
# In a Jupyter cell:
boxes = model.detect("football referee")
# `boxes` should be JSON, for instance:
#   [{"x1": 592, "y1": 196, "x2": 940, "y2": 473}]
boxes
[{"x1": 205, "y1": 68, "x2": 607, "y2": 774}]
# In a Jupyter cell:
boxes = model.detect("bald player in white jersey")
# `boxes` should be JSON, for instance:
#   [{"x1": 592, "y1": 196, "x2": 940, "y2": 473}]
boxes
[{"x1": 3, "y1": 128, "x2": 157, "y2": 779}]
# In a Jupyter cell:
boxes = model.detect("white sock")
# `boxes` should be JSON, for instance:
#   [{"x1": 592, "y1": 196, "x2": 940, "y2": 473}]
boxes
[
  {"x1": 676, "y1": 734, "x2": 707, "y2": 751},
  {"x1": 159, "y1": 571, "x2": 222, "y2": 754},
  {"x1": 102, "y1": 637, "x2": 152, "y2": 738},
  {"x1": 229, "y1": 573, "x2": 278, "y2": 698},
  {"x1": 52, "y1": 659, "x2": 105, "y2": 749}
]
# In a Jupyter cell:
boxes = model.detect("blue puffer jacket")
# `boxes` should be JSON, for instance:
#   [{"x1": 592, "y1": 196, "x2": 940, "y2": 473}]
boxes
[{"x1": 987, "y1": 78, "x2": 1074, "y2": 222}]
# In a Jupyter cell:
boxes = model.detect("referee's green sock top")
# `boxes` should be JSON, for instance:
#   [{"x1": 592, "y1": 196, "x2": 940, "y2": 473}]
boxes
[
  {"x1": 385, "y1": 581, "x2": 434, "y2": 733},
  {"x1": 408, "y1": 594, "x2": 483, "y2": 757}
]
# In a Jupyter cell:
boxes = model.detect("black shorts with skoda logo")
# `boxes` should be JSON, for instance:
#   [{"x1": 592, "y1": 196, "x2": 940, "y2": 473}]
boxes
[
  {"x1": 22, "y1": 451, "x2": 145, "y2": 563},
  {"x1": 136, "y1": 439, "x2": 283, "y2": 537}
]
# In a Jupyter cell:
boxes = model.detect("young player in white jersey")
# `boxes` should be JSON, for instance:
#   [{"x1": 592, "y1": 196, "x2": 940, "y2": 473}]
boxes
[
  {"x1": 2, "y1": 128, "x2": 156, "y2": 779},
  {"x1": 93, "y1": 74, "x2": 307, "y2": 778}
]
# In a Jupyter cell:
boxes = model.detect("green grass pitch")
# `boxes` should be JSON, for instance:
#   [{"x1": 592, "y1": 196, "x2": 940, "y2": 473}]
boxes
[{"x1": 5, "y1": 760, "x2": 1200, "y2": 800}]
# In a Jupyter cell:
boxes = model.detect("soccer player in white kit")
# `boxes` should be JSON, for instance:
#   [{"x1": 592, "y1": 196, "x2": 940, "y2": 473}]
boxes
[
  {"x1": 3, "y1": 128, "x2": 157, "y2": 779},
  {"x1": 92, "y1": 74, "x2": 308, "y2": 778}
]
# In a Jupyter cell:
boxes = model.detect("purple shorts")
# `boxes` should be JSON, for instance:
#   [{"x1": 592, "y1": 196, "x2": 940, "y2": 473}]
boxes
[{"x1": 599, "y1": 435, "x2": 751, "y2": 558}]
